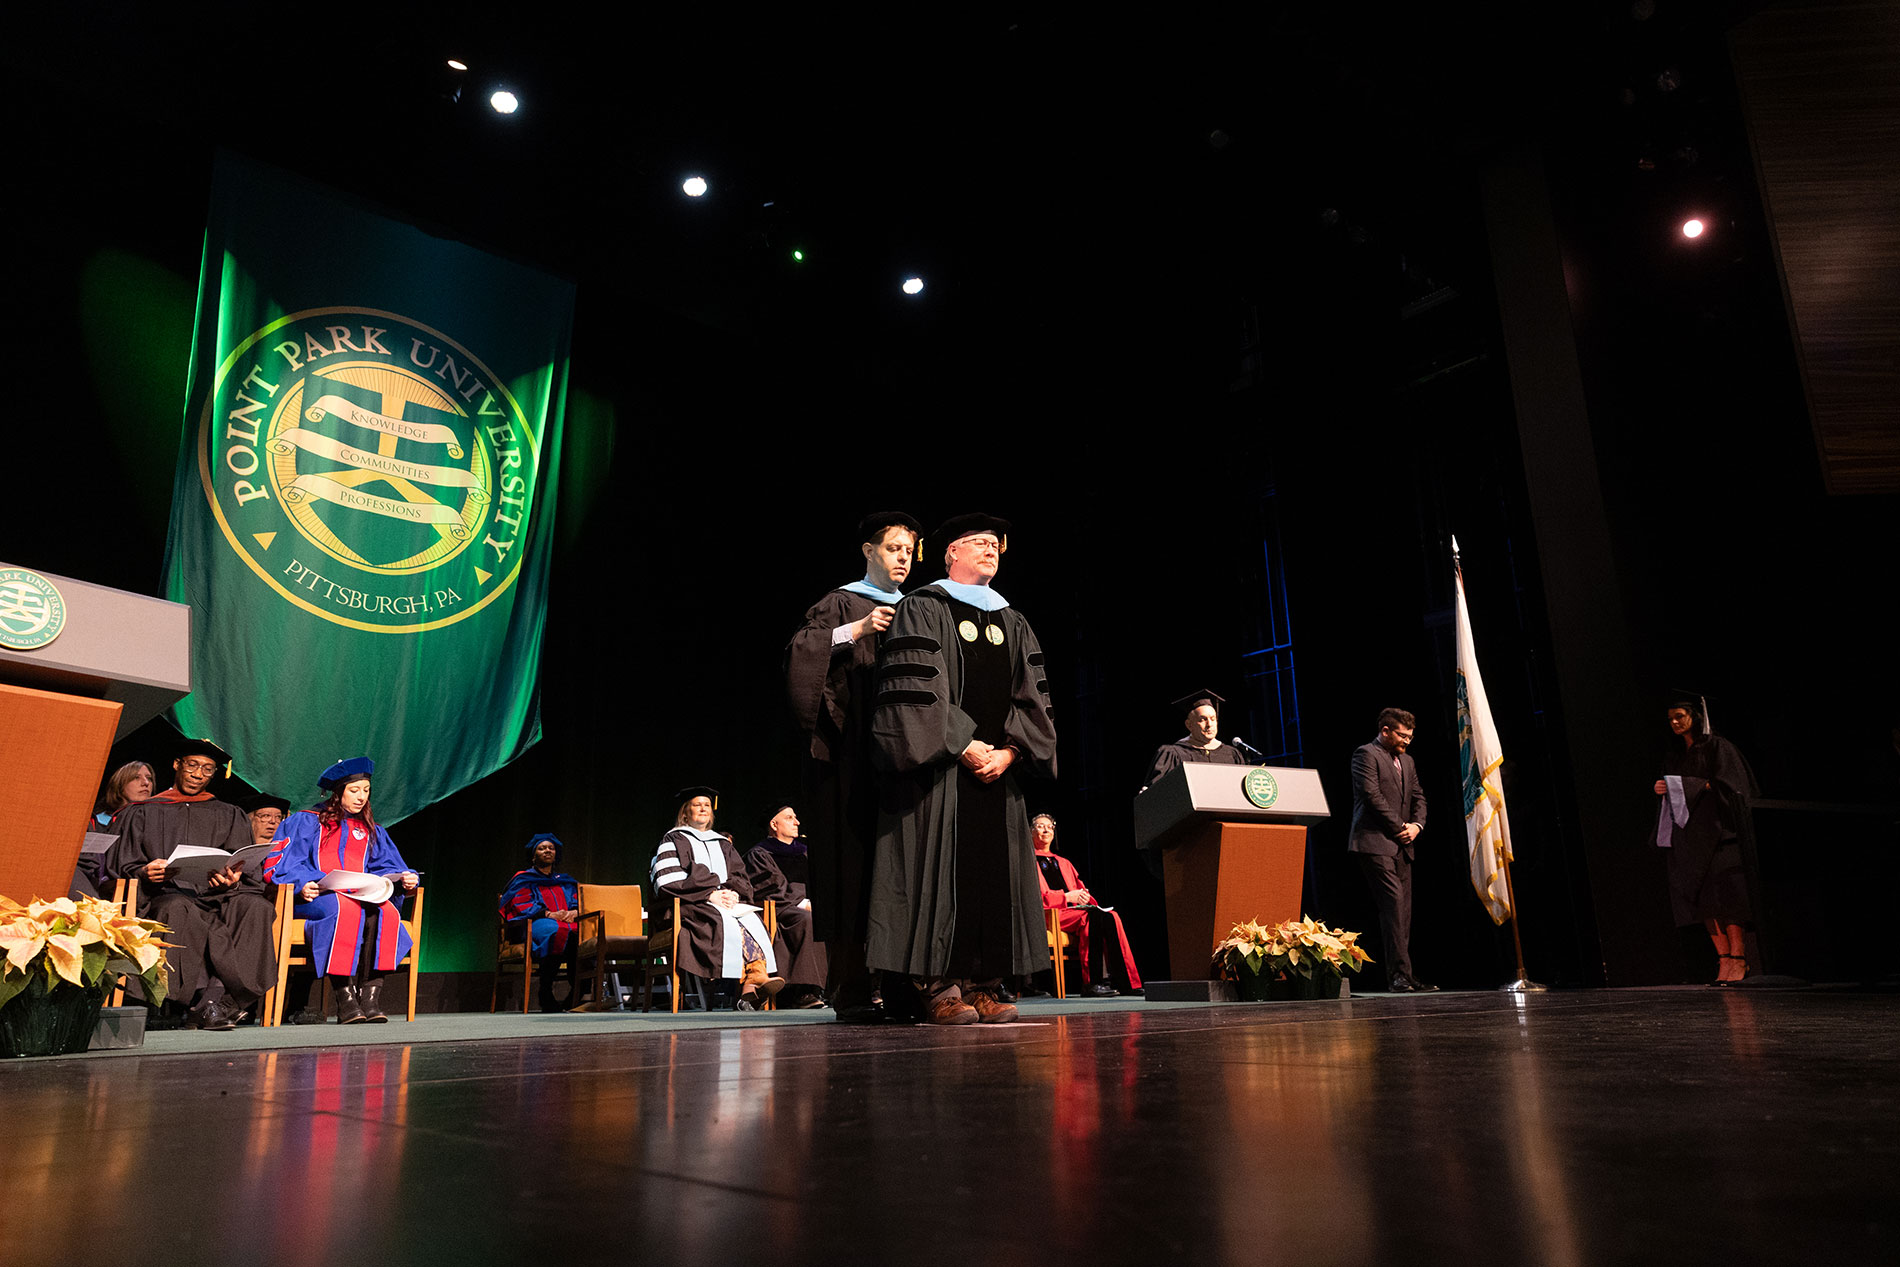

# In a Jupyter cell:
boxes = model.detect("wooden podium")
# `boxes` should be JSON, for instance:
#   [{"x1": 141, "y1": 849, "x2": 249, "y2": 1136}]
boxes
[
  {"x1": 1133, "y1": 762, "x2": 1332, "y2": 982},
  {"x1": 0, "y1": 566, "x2": 191, "y2": 904}
]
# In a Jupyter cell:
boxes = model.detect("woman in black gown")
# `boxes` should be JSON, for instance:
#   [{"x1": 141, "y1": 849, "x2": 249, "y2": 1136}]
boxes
[{"x1": 1650, "y1": 695, "x2": 1759, "y2": 984}]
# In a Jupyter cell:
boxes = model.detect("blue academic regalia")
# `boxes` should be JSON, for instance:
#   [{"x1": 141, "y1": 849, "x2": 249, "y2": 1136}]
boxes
[
  {"x1": 499, "y1": 869, "x2": 582, "y2": 958},
  {"x1": 264, "y1": 809, "x2": 414, "y2": 976}
]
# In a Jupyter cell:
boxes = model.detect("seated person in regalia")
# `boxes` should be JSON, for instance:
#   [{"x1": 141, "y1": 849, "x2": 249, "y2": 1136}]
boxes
[
  {"x1": 499, "y1": 833, "x2": 582, "y2": 1012},
  {"x1": 263, "y1": 757, "x2": 418, "y2": 1024},
  {"x1": 650, "y1": 786, "x2": 785, "y2": 1011},
  {"x1": 1034, "y1": 814, "x2": 1143, "y2": 998}
]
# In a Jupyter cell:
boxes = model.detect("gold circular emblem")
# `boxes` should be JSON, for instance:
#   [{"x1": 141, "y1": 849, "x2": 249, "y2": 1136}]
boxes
[
  {"x1": 985, "y1": 623, "x2": 1005, "y2": 645},
  {"x1": 958, "y1": 620, "x2": 979, "y2": 642}
]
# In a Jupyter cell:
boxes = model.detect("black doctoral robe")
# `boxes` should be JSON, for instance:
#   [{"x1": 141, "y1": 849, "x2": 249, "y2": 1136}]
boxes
[
  {"x1": 651, "y1": 827, "x2": 783, "y2": 981},
  {"x1": 101, "y1": 791, "x2": 278, "y2": 1006},
  {"x1": 1143, "y1": 739, "x2": 1248, "y2": 789},
  {"x1": 865, "y1": 585, "x2": 1058, "y2": 980},
  {"x1": 1649, "y1": 733, "x2": 1759, "y2": 926},
  {"x1": 783, "y1": 586, "x2": 886, "y2": 950},
  {"x1": 746, "y1": 841, "x2": 828, "y2": 988}
]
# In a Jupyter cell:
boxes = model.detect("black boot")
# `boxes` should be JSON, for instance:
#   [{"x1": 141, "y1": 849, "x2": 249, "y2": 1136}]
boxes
[
  {"x1": 333, "y1": 976, "x2": 365, "y2": 1024},
  {"x1": 359, "y1": 973, "x2": 388, "y2": 1023}
]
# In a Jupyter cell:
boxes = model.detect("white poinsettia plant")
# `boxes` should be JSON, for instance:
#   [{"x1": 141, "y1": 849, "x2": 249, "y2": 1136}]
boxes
[
  {"x1": 0, "y1": 895, "x2": 174, "y2": 1010},
  {"x1": 1214, "y1": 915, "x2": 1372, "y2": 982}
]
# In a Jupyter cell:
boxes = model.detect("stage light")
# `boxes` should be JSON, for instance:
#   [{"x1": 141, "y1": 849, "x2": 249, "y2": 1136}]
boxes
[
  {"x1": 792, "y1": 249, "x2": 805, "y2": 262},
  {"x1": 489, "y1": 90, "x2": 519, "y2": 114},
  {"x1": 902, "y1": 277, "x2": 924, "y2": 295},
  {"x1": 1682, "y1": 218, "x2": 1705, "y2": 239},
  {"x1": 682, "y1": 176, "x2": 708, "y2": 198},
  {"x1": 447, "y1": 59, "x2": 468, "y2": 71}
]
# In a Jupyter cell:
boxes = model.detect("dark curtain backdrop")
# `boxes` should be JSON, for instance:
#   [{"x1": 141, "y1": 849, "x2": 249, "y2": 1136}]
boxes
[{"x1": 11, "y1": 8, "x2": 1895, "y2": 987}]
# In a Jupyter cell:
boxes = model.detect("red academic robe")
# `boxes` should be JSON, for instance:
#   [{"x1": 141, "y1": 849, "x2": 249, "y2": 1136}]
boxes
[{"x1": 1035, "y1": 848, "x2": 1142, "y2": 990}]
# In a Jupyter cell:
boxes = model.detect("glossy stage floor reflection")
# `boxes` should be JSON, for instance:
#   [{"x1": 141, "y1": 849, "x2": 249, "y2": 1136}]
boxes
[{"x1": 7, "y1": 990, "x2": 1896, "y2": 1266}]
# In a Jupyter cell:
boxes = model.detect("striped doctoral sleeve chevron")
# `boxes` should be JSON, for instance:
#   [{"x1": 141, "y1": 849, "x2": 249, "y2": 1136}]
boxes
[{"x1": 650, "y1": 834, "x2": 690, "y2": 891}]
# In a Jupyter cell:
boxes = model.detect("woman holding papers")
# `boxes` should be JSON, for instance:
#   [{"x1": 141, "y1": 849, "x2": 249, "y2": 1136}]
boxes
[
  {"x1": 650, "y1": 786, "x2": 785, "y2": 1010},
  {"x1": 263, "y1": 757, "x2": 418, "y2": 1023}
]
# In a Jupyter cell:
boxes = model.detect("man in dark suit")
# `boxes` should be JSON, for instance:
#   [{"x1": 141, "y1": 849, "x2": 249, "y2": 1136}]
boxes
[{"x1": 1349, "y1": 708, "x2": 1436, "y2": 992}]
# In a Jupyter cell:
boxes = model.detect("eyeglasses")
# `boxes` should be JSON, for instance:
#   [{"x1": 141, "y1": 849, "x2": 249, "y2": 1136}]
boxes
[
  {"x1": 953, "y1": 537, "x2": 1004, "y2": 553},
  {"x1": 179, "y1": 759, "x2": 219, "y2": 774}
]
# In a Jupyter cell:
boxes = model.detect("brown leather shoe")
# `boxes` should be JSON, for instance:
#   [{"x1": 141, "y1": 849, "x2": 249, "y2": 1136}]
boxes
[
  {"x1": 926, "y1": 993, "x2": 979, "y2": 1025},
  {"x1": 967, "y1": 990, "x2": 1019, "y2": 1024}
]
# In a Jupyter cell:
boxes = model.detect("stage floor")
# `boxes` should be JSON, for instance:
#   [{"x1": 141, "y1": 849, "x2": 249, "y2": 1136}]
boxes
[{"x1": 7, "y1": 988, "x2": 1896, "y2": 1265}]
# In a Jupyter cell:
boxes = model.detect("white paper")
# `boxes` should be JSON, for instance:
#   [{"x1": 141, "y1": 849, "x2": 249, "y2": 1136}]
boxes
[{"x1": 318, "y1": 870, "x2": 395, "y2": 904}]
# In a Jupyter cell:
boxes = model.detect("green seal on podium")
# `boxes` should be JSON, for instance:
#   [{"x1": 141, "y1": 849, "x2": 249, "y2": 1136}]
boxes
[
  {"x1": 0, "y1": 568, "x2": 68, "y2": 651},
  {"x1": 1242, "y1": 766, "x2": 1280, "y2": 809}
]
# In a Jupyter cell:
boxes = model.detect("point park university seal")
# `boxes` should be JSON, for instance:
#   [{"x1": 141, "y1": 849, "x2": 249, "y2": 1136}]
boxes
[{"x1": 198, "y1": 308, "x2": 538, "y2": 633}]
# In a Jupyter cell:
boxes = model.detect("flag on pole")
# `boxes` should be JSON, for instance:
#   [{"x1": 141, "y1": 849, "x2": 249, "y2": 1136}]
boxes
[
  {"x1": 163, "y1": 154, "x2": 575, "y2": 822},
  {"x1": 1454, "y1": 562, "x2": 1513, "y2": 924}
]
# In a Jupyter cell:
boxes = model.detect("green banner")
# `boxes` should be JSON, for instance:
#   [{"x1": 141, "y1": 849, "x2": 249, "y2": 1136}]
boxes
[{"x1": 165, "y1": 154, "x2": 574, "y2": 823}]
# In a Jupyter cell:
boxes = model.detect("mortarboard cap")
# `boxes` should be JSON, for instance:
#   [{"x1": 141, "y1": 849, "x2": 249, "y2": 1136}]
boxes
[
  {"x1": 859, "y1": 511, "x2": 923, "y2": 543},
  {"x1": 930, "y1": 513, "x2": 1010, "y2": 554},
  {"x1": 761, "y1": 800, "x2": 796, "y2": 830},
  {"x1": 1665, "y1": 687, "x2": 1712, "y2": 735},
  {"x1": 524, "y1": 832, "x2": 564, "y2": 859},
  {"x1": 238, "y1": 793, "x2": 290, "y2": 815},
  {"x1": 675, "y1": 784, "x2": 720, "y2": 809},
  {"x1": 319, "y1": 756, "x2": 376, "y2": 790},
  {"x1": 1172, "y1": 689, "x2": 1227, "y2": 716},
  {"x1": 173, "y1": 736, "x2": 233, "y2": 769}
]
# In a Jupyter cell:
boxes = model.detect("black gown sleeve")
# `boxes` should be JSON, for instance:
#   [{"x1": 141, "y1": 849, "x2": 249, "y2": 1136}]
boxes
[
  {"x1": 784, "y1": 591, "x2": 856, "y2": 735},
  {"x1": 745, "y1": 847, "x2": 791, "y2": 904},
  {"x1": 1144, "y1": 744, "x2": 1185, "y2": 789},
  {"x1": 1003, "y1": 610, "x2": 1058, "y2": 780},
  {"x1": 872, "y1": 593, "x2": 977, "y2": 774}
]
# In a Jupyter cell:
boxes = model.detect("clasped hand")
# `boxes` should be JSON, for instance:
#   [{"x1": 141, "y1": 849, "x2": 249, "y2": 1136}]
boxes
[
  {"x1": 959, "y1": 740, "x2": 1016, "y2": 784},
  {"x1": 708, "y1": 888, "x2": 740, "y2": 911},
  {"x1": 1397, "y1": 823, "x2": 1420, "y2": 844}
]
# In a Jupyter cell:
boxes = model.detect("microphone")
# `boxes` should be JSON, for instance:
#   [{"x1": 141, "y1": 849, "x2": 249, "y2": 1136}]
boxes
[{"x1": 1230, "y1": 736, "x2": 1265, "y2": 761}]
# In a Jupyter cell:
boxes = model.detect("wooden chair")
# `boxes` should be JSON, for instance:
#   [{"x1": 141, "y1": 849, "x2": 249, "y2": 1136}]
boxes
[
  {"x1": 1046, "y1": 907, "x2": 1073, "y2": 1000},
  {"x1": 642, "y1": 895, "x2": 778, "y2": 1012},
  {"x1": 570, "y1": 883, "x2": 650, "y2": 1011},
  {"x1": 645, "y1": 896, "x2": 687, "y2": 1013},
  {"x1": 108, "y1": 877, "x2": 140, "y2": 1007},
  {"x1": 264, "y1": 884, "x2": 425, "y2": 1026},
  {"x1": 490, "y1": 914, "x2": 583, "y2": 1014},
  {"x1": 762, "y1": 899, "x2": 779, "y2": 1011},
  {"x1": 491, "y1": 924, "x2": 534, "y2": 1014}
]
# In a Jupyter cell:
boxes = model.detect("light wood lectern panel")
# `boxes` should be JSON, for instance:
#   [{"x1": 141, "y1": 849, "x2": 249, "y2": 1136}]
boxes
[
  {"x1": 0, "y1": 683, "x2": 122, "y2": 903},
  {"x1": 1161, "y1": 821, "x2": 1310, "y2": 983}
]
